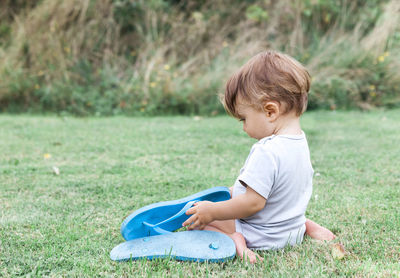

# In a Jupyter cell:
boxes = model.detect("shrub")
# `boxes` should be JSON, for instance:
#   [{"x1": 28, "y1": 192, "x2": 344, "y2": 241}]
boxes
[{"x1": 0, "y1": 0, "x2": 399, "y2": 115}]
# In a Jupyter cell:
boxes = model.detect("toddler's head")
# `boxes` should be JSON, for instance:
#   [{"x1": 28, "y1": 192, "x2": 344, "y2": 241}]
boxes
[{"x1": 222, "y1": 50, "x2": 311, "y2": 119}]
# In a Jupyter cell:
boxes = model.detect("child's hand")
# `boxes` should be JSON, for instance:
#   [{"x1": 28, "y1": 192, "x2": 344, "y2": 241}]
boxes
[{"x1": 183, "y1": 201, "x2": 214, "y2": 230}]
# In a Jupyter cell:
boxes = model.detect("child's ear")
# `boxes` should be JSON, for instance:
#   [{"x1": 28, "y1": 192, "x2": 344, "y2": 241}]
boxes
[{"x1": 263, "y1": 101, "x2": 280, "y2": 121}]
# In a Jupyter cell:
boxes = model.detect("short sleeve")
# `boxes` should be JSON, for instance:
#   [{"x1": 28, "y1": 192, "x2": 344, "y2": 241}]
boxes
[{"x1": 237, "y1": 144, "x2": 277, "y2": 200}]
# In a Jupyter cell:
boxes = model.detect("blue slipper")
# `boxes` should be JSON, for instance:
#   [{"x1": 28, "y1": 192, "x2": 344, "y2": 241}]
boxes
[
  {"x1": 121, "y1": 186, "x2": 231, "y2": 241},
  {"x1": 110, "y1": 230, "x2": 236, "y2": 262}
]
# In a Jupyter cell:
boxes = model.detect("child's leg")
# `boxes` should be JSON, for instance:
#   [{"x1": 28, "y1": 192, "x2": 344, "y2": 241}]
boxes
[
  {"x1": 305, "y1": 219, "x2": 336, "y2": 241},
  {"x1": 203, "y1": 220, "x2": 263, "y2": 264}
]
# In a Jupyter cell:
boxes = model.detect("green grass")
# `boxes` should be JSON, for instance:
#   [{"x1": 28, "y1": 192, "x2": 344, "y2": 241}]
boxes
[{"x1": 1, "y1": 111, "x2": 399, "y2": 277}]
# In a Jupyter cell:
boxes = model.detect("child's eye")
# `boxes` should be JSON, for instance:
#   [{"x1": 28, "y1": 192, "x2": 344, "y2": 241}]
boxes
[{"x1": 239, "y1": 118, "x2": 245, "y2": 122}]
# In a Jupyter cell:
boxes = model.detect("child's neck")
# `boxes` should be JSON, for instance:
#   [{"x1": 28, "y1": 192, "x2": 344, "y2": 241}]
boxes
[{"x1": 273, "y1": 113, "x2": 302, "y2": 136}]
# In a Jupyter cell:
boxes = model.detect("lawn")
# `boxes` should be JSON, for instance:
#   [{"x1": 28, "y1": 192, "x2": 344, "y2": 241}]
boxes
[{"x1": 1, "y1": 110, "x2": 399, "y2": 277}]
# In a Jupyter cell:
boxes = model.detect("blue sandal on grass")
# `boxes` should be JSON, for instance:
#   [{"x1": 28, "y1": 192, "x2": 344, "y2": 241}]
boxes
[
  {"x1": 111, "y1": 186, "x2": 235, "y2": 262},
  {"x1": 120, "y1": 186, "x2": 231, "y2": 240},
  {"x1": 110, "y1": 230, "x2": 236, "y2": 262}
]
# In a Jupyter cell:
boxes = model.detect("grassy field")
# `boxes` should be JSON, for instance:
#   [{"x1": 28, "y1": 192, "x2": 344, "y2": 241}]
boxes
[{"x1": 1, "y1": 111, "x2": 399, "y2": 277}]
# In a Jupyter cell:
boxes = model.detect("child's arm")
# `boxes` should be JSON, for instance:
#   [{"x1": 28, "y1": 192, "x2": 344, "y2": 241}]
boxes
[{"x1": 183, "y1": 186, "x2": 266, "y2": 230}]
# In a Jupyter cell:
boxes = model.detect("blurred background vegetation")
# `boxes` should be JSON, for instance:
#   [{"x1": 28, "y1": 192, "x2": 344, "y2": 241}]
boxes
[{"x1": 0, "y1": 0, "x2": 399, "y2": 116}]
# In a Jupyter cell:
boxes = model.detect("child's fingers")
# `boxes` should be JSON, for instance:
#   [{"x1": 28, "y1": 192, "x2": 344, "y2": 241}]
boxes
[
  {"x1": 187, "y1": 222, "x2": 195, "y2": 230},
  {"x1": 187, "y1": 219, "x2": 203, "y2": 230},
  {"x1": 182, "y1": 214, "x2": 196, "y2": 227},
  {"x1": 185, "y1": 206, "x2": 196, "y2": 215},
  {"x1": 188, "y1": 220, "x2": 200, "y2": 230}
]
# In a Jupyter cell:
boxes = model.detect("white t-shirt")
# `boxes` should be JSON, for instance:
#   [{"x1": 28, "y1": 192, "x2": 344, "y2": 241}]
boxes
[{"x1": 232, "y1": 132, "x2": 313, "y2": 250}]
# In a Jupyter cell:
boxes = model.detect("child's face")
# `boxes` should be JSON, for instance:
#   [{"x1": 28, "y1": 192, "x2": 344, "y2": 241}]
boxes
[{"x1": 236, "y1": 101, "x2": 275, "y2": 140}]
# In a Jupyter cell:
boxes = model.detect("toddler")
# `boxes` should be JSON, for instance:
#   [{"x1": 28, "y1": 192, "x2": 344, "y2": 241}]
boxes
[{"x1": 183, "y1": 50, "x2": 335, "y2": 263}]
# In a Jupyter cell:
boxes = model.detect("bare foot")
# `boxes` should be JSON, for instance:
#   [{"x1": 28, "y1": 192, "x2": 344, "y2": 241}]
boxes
[
  {"x1": 240, "y1": 248, "x2": 264, "y2": 264},
  {"x1": 203, "y1": 222, "x2": 264, "y2": 264},
  {"x1": 230, "y1": 232, "x2": 263, "y2": 264},
  {"x1": 305, "y1": 219, "x2": 336, "y2": 241}
]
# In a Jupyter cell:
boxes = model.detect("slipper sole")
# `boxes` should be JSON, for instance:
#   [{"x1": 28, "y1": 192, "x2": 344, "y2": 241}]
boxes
[{"x1": 111, "y1": 230, "x2": 236, "y2": 262}]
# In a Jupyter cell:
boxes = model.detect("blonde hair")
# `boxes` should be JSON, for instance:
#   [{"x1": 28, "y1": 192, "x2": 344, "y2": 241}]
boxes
[{"x1": 222, "y1": 50, "x2": 311, "y2": 118}]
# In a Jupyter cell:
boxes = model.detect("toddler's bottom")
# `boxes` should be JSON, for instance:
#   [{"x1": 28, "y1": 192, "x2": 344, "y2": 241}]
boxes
[{"x1": 235, "y1": 220, "x2": 306, "y2": 250}]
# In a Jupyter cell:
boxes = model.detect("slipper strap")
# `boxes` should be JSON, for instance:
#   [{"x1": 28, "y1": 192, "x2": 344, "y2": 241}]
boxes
[{"x1": 143, "y1": 200, "x2": 198, "y2": 236}]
